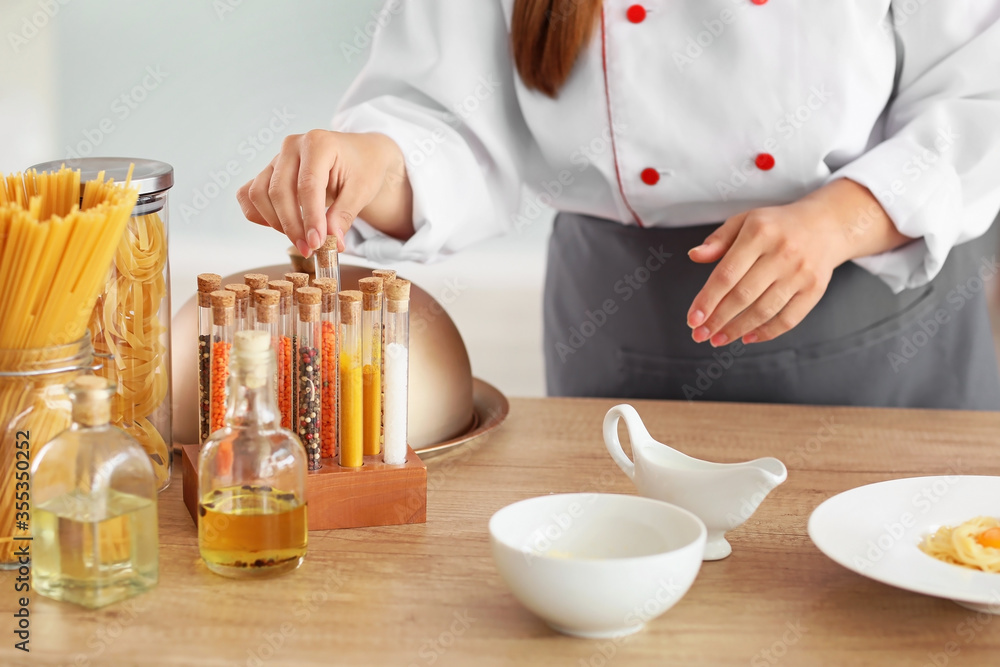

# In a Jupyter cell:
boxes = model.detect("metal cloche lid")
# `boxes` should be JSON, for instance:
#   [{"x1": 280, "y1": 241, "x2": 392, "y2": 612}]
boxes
[{"x1": 26, "y1": 157, "x2": 174, "y2": 196}]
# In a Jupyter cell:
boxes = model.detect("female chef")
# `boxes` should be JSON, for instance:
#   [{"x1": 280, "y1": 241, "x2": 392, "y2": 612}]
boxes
[{"x1": 237, "y1": 1, "x2": 1000, "y2": 409}]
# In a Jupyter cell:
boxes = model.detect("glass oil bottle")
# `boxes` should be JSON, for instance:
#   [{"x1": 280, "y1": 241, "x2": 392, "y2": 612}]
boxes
[
  {"x1": 197, "y1": 330, "x2": 308, "y2": 579},
  {"x1": 31, "y1": 376, "x2": 159, "y2": 608}
]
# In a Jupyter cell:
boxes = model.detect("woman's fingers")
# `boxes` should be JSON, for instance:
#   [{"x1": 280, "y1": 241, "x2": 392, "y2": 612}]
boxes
[
  {"x1": 687, "y1": 223, "x2": 767, "y2": 329},
  {"x1": 298, "y1": 130, "x2": 338, "y2": 252},
  {"x1": 745, "y1": 290, "x2": 823, "y2": 343},
  {"x1": 692, "y1": 255, "x2": 782, "y2": 344},
  {"x1": 711, "y1": 281, "x2": 798, "y2": 345},
  {"x1": 270, "y1": 136, "x2": 314, "y2": 257},
  {"x1": 244, "y1": 160, "x2": 281, "y2": 232},
  {"x1": 688, "y1": 211, "x2": 747, "y2": 265}
]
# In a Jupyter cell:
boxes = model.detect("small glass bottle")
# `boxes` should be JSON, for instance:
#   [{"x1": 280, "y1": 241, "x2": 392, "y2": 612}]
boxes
[
  {"x1": 359, "y1": 278, "x2": 383, "y2": 457},
  {"x1": 225, "y1": 283, "x2": 251, "y2": 332},
  {"x1": 253, "y1": 288, "x2": 282, "y2": 410},
  {"x1": 244, "y1": 273, "x2": 270, "y2": 329},
  {"x1": 198, "y1": 330, "x2": 308, "y2": 579},
  {"x1": 196, "y1": 273, "x2": 221, "y2": 445},
  {"x1": 295, "y1": 287, "x2": 323, "y2": 471},
  {"x1": 370, "y1": 270, "x2": 395, "y2": 450},
  {"x1": 312, "y1": 277, "x2": 338, "y2": 460},
  {"x1": 338, "y1": 291, "x2": 363, "y2": 468},
  {"x1": 210, "y1": 290, "x2": 235, "y2": 434},
  {"x1": 383, "y1": 279, "x2": 410, "y2": 465},
  {"x1": 268, "y1": 280, "x2": 294, "y2": 430},
  {"x1": 31, "y1": 376, "x2": 159, "y2": 609},
  {"x1": 315, "y1": 236, "x2": 340, "y2": 285}
]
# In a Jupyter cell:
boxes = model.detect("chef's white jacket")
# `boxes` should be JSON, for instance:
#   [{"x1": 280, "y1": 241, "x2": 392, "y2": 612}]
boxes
[{"x1": 334, "y1": 0, "x2": 1000, "y2": 292}]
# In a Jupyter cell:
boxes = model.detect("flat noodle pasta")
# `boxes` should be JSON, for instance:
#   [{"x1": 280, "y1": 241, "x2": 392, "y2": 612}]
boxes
[
  {"x1": 0, "y1": 166, "x2": 137, "y2": 564},
  {"x1": 919, "y1": 516, "x2": 1000, "y2": 573},
  {"x1": 91, "y1": 210, "x2": 170, "y2": 488}
]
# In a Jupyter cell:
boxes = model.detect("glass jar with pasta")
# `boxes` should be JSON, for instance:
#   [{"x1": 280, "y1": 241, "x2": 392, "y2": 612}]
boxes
[
  {"x1": 30, "y1": 158, "x2": 175, "y2": 491},
  {"x1": 0, "y1": 336, "x2": 96, "y2": 569}
]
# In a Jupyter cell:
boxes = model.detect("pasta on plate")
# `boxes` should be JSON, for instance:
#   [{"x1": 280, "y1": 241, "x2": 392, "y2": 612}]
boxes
[{"x1": 919, "y1": 516, "x2": 1000, "y2": 573}]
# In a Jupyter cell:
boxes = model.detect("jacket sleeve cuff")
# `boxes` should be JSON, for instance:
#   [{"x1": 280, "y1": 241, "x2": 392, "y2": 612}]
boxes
[{"x1": 828, "y1": 132, "x2": 963, "y2": 292}]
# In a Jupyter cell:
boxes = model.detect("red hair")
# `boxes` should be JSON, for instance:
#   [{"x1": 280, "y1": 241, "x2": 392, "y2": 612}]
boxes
[{"x1": 511, "y1": 0, "x2": 603, "y2": 98}]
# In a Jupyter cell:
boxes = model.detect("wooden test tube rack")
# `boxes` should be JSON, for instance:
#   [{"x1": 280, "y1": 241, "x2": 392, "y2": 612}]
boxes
[{"x1": 181, "y1": 445, "x2": 427, "y2": 531}]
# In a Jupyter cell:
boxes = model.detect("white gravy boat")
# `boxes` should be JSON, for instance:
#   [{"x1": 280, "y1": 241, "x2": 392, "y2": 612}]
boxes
[{"x1": 603, "y1": 404, "x2": 788, "y2": 560}]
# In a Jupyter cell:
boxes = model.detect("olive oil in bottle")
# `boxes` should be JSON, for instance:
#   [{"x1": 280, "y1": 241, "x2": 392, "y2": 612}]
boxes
[
  {"x1": 31, "y1": 376, "x2": 159, "y2": 608},
  {"x1": 198, "y1": 330, "x2": 308, "y2": 578}
]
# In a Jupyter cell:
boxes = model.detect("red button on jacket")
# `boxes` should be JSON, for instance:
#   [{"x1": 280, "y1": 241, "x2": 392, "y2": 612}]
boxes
[
  {"x1": 751, "y1": 0, "x2": 768, "y2": 5},
  {"x1": 626, "y1": 5, "x2": 647, "y2": 23},
  {"x1": 755, "y1": 153, "x2": 776, "y2": 171},
  {"x1": 641, "y1": 168, "x2": 660, "y2": 185}
]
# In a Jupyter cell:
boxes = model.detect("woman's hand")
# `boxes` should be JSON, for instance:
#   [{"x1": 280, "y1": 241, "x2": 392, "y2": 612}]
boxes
[
  {"x1": 686, "y1": 178, "x2": 913, "y2": 346},
  {"x1": 236, "y1": 130, "x2": 414, "y2": 257}
]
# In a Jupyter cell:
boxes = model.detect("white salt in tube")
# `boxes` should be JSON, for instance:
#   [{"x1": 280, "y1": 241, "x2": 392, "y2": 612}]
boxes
[{"x1": 383, "y1": 279, "x2": 410, "y2": 465}]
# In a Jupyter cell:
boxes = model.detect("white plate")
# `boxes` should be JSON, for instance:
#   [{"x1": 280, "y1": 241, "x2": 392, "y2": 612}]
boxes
[{"x1": 808, "y1": 476, "x2": 1000, "y2": 614}]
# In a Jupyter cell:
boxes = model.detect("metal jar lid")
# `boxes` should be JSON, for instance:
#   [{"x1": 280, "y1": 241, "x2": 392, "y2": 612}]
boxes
[{"x1": 27, "y1": 157, "x2": 174, "y2": 196}]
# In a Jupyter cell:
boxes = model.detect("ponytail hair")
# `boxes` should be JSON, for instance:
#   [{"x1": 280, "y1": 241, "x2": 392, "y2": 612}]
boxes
[{"x1": 511, "y1": 0, "x2": 603, "y2": 98}]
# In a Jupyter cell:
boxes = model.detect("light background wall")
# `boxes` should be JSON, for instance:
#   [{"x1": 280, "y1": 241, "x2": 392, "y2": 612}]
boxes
[{"x1": 0, "y1": 0, "x2": 549, "y2": 397}]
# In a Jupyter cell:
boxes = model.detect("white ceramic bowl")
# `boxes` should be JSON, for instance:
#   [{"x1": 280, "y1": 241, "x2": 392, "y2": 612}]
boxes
[{"x1": 489, "y1": 493, "x2": 707, "y2": 638}]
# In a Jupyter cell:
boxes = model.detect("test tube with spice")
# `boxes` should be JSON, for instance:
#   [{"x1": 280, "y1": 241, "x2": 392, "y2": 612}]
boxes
[
  {"x1": 268, "y1": 279, "x2": 294, "y2": 429},
  {"x1": 314, "y1": 235, "x2": 340, "y2": 285},
  {"x1": 244, "y1": 273, "x2": 270, "y2": 329},
  {"x1": 358, "y1": 278, "x2": 383, "y2": 457},
  {"x1": 209, "y1": 290, "x2": 236, "y2": 433},
  {"x1": 197, "y1": 273, "x2": 221, "y2": 444},
  {"x1": 295, "y1": 287, "x2": 323, "y2": 471},
  {"x1": 338, "y1": 291, "x2": 363, "y2": 468},
  {"x1": 286, "y1": 273, "x2": 310, "y2": 423},
  {"x1": 225, "y1": 283, "x2": 251, "y2": 332},
  {"x1": 383, "y1": 279, "x2": 410, "y2": 465},
  {"x1": 371, "y1": 270, "x2": 395, "y2": 448},
  {"x1": 253, "y1": 288, "x2": 282, "y2": 409},
  {"x1": 313, "y1": 277, "x2": 338, "y2": 459}
]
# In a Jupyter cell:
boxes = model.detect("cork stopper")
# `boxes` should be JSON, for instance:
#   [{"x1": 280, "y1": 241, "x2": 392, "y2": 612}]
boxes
[
  {"x1": 197, "y1": 273, "x2": 222, "y2": 307},
  {"x1": 268, "y1": 280, "x2": 293, "y2": 301},
  {"x1": 68, "y1": 375, "x2": 115, "y2": 426},
  {"x1": 254, "y1": 289, "x2": 279, "y2": 324},
  {"x1": 372, "y1": 269, "x2": 397, "y2": 283},
  {"x1": 285, "y1": 272, "x2": 310, "y2": 292},
  {"x1": 255, "y1": 289, "x2": 280, "y2": 307},
  {"x1": 316, "y1": 236, "x2": 339, "y2": 268},
  {"x1": 338, "y1": 290, "x2": 362, "y2": 325},
  {"x1": 296, "y1": 287, "x2": 321, "y2": 306},
  {"x1": 359, "y1": 277, "x2": 384, "y2": 311},
  {"x1": 244, "y1": 273, "x2": 269, "y2": 291},
  {"x1": 211, "y1": 290, "x2": 235, "y2": 327},
  {"x1": 386, "y1": 278, "x2": 411, "y2": 313},
  {"x1": 312, "y1": 277, "x2": 338, "y2": 313},
  {"x1": 225, "y1": 283, "x2": 250, "y2": 300}
]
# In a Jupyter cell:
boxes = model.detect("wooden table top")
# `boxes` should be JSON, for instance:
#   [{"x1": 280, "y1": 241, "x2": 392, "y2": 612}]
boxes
[{"x1": 4, "y1": 397, "x2": 1000, "y2": 667}]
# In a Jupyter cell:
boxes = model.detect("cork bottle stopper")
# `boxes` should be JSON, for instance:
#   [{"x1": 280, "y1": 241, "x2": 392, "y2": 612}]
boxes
[
  {"x1": 338, "y1": 290, "x2": 362, "y2": 325},
  {"x1": 254, "y1": 289, "x2": 280, "y2": 324},
  {"x1": 386, "y1": 278, "x2": 411, "y2": 313},
  {"x1": 359, "y1": 277, "x2": 384, "y2": 311},
  {"x1": 317, "y1": 236, "x2": 339, "y2": 268},
  {"x1": 211, "y1": 290, "x2": 236, "y2": 327},
  {"x1": 296, "y1": 287, "x2": 321, "y2": 322},
  {"x1": 372, "y1": 269, "x2": 397, "y2": 282},
  {"x1": 268, "y1": 280, "x2": 293, "y2": 299},
  {"x1": 244, "y1": 273, "x2": 270, "y2": 291},
  {"x1": 285, "y1": 272, "x2": 310, "y2": 291},
  {"x1": 312, "y1": 277, "x2": 338, "y2": 294},
  {"x1": 225, "y1": 283, "x2": 250, "y2": 300},
  {"x1": 68, "y1": 375, "x2": 114, "y2": 426},
  {"x1": 197, "y1": 273, "x2": 222, "y2": 307},
  {"x1": 255, "y1": 289, "x2": 280, "y2": 307}
]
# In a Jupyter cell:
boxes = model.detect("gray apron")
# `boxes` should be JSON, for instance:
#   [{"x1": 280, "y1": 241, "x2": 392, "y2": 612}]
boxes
[{"x1": 543, "y1": 212, "x2": 1000, "y2": 410}]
